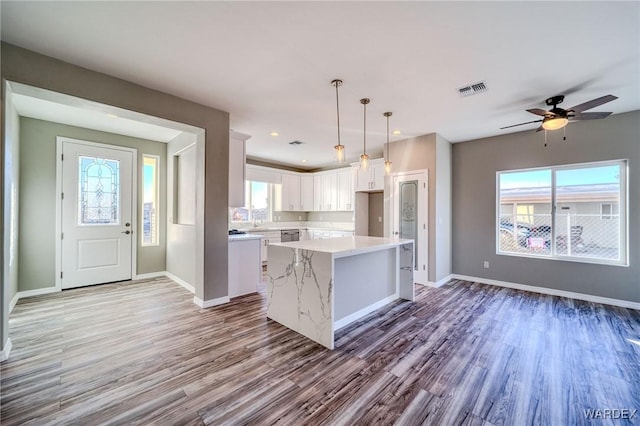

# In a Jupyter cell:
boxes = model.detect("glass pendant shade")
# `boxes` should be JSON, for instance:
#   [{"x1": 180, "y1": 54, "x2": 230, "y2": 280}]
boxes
[
  {"x1": 334, "y1": 144, "x2": 345, "y2": 163},
  {"x1": 384, "y1": 159, "x2": 392, "y2": 175},
  {"x1": 360, "y1": 153, "x2": 370, "y2": 170}
]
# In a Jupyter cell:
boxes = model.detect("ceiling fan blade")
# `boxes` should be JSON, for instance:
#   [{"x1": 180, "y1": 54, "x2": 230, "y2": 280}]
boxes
[
  {"x1": 526, "y1": 108, "x2": 551, "y2": 117},
  {"x1": 568, "y1": 95, "x2": 618, "y2": 113},
  {"x1": 536, "y1": 125, "x2": 544, "y2": 133},
  {"x1": 570, "y1": 111, "x2": 613, "y2": 120},
  {"x1": 500, "y1": 119, "x2": 543, "y2": 130}
]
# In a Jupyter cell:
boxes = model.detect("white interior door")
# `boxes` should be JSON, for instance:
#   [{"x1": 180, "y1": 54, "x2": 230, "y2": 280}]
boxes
[
  {"x1": 390, "y1": 171, "x2": 428, "y2": 285},
  {"x1": 60, "y1": 139, "x2": 135, "y2": 289}
]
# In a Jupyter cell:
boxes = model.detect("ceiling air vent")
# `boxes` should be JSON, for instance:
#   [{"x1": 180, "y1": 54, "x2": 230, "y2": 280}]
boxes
[
  {"x1": 289, "y1": 140, "x2": 304, "y2": 145},
  {"x1": 458, "y1": 81, "x2": 487, "y2": 97}
]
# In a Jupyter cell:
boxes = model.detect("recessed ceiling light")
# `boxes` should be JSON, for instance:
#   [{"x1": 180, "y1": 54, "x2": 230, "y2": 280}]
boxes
[
  {"x1": 392, "y1": 130, "x2": 401, "y2": 135},
  {"x1": 269, "y1": 131, "x2": 279, "y2": 137},
  {"x1": 107, "y1": 113, "x2": 118, "y2": 119},
  {"x1": 301, "y1": 159, "x2": 307, "y2": 163}
]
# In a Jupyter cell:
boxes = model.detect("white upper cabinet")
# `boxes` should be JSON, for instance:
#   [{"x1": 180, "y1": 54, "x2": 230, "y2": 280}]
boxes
[
  {"x1": 279, "y1": 173, "x2": 301, "y2": 211},
  {"x1": 300, "y1": 175, "x2": 314, "y2": 211},
  {"x1": 313, "y1": 174, "x2": 323, "y2": 211},
  {"x1": 337, "y1": 169, "x2": 354, "y2": 211},
  {"x1": 353, "y1": 158, "x2": 385, "y2": 192},
  {"x1": 311, "y1": 168, "x2": 352, "y2": 212},
  {"x1": 229, "y1": 130, "x2": 251, "y2": 207}
]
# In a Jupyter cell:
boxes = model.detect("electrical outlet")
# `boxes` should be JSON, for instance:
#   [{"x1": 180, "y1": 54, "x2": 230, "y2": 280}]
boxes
[
  {"x1": 298, "y1": 215, "x2": 302, "y2": 220},
  {"x1": 378, "y1": 216, "x2": 382, "y2": 223},
  {"x1": 483, "y1": 261, "x2": 489, "y2": 269}
]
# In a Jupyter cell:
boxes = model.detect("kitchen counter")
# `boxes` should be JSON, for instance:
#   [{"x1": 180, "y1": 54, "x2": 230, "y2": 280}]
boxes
[
  {"x1": 266, "y1": 236, "x2": 414, "y2": 349},
  {"x1": 271, "y1": 236, "x2": 412, "y2": 258},
  {"x1": 228, "y1": 234, "x2": 261, "y2": 297},
  {"x1": 228, "y1": 233, "x2": 263, "y2": 241}
]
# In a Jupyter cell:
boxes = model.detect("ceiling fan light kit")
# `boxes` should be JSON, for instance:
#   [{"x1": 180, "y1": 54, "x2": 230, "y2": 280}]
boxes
[{"x1": 542, "y1": 116, "x2": 569, "y2": 131}]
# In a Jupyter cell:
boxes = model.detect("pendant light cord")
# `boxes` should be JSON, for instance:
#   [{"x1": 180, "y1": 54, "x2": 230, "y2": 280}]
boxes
[
  {"x1": 386, "y1": 114, "x2": 389, "y2": 160},
  {"x1": 335, "y1": 82, "x2": 341, "y2": 147},
  {"x1": 363, "y1": 101, "x2": 367, "y2": 154}
]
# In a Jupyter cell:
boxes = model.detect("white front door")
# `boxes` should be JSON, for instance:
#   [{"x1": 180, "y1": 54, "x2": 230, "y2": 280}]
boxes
[
  {"x1": 60, "y1": 139, "x2": 136, "y2": 289},
  {"x1": 390, "y1": 171, "x2": 428, "y2": 285}
]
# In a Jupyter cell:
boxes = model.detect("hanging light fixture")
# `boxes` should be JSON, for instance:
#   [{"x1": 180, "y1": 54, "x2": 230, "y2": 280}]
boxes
[
  {"x1": 384, "y1": 112, "x2": 392, "y2": 175},
  {"x1": 331, "y1": 79, "x2": 345, "y2": 163},
  {"x1": 360, "y1": 98, "x2": 370, "y2": 170}
]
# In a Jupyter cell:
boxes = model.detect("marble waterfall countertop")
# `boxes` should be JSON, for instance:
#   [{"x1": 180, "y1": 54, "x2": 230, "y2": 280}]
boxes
[
  {"x1": 270, "y1": 235, "x2": 413, "y2": 258},
  {"x1": 266, "y1": 235, "x2": 414, "y2": 349}
]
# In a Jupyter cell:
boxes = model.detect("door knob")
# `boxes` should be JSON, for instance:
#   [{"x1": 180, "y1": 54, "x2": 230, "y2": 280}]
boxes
[{"x1": 122, "y1": 230, "x2": 131, "y2": 235}]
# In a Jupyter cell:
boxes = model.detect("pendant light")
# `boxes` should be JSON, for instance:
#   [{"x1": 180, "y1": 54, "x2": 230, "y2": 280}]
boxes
[
  {"x1": 384, "y1": 112, "x2": 392, "y2": 175},
  {"x1": 331, "y1": 79, "x2": 345, "y2": 163},
  {"x1": 360, "y1": 98, "x2": 370, "y2": 170}
]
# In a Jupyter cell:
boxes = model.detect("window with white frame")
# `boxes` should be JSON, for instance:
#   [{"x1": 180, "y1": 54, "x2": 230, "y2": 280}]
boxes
[
  {"x1": 497, "y1": 160, "x2": 627, "y2": 265},
  {"x1": 229, "y1": 181, "x2": 276, "y2": 224},
  {"x1": 142, "y1": 155, "x2": 159, "y2": 245}
]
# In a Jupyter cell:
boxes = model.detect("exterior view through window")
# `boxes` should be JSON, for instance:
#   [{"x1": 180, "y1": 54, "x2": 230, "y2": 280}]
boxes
[
  {"x1": 142, "y1": 155, "x2": 159, "y2": 245},
  {"x1": 497, "y1": 160, "x2": 627, "y2": 265},
  {"x1": 229, "y1": 181, "x2": 275, "y2": 224}
]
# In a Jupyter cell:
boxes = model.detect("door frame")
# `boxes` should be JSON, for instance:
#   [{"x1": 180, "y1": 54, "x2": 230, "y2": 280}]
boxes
[
  {"x1": 55, "y1": 136, "x2": 138, "y2": 290},
  {"x1": 388, "y1": 169, "x2": 428, "y2": 285}
]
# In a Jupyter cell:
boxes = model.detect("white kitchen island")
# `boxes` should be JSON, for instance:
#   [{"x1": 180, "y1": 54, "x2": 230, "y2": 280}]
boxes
[{"x1": 266, "y1": 236, "x2": 414, "y2": 349}]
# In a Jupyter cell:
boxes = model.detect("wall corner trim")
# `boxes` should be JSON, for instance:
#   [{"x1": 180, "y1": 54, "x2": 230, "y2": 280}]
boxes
[
  {"x1": 425, "y1": 274, "x2": 453, "y2": 288},
  {"x1": 1, "y1": 338, "x2": 13, "y2": 362},
  {"x1": 193, "y1": 296, "x2": 230, "y2": 309},
  {"x1": 164, "y1": 272, "x2": 195, "y2": 294},
  {"x1": 9, "y1": 293, "x2": 20, "y2": 314},
  {"x1": 451, "y1": 274, "x2": 640, "y2": 310}
]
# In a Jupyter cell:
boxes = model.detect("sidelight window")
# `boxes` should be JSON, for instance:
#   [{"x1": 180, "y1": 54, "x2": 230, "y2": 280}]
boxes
[{"x1": 142, "y1": 155, "x2": 159, "y2": 245}]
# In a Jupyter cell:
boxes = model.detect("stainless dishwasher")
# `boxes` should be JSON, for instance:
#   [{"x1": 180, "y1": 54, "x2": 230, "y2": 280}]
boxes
[{"x1": 280, "y1": 229, "x2": 300, "y2": 242}]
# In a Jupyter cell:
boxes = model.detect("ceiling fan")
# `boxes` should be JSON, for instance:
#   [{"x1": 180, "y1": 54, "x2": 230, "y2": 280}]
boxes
[{"x1": 501, "y1": 94, "x2": 618, "y2": 132}]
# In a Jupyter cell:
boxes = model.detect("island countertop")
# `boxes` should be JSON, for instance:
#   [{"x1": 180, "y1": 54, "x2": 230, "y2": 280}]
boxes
[{"x1": 270, "y1": 235, "x2": 413, "y2": 258}]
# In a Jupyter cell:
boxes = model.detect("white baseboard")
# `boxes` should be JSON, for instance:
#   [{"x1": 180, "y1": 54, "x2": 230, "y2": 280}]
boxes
[
  {"x1": 193, "y1": 296, "x2": 230, "y2": 309},
  {"x1": 425, "y1": 274, "x2": 454, "y2": 288},
  {"x1": 1, "y1": 338, "x2": 12, "y2": 362},
  {"x1": 334, "y1": 293, "x2": 398, "y2": 330},
  {"x1": 165, "y1": 272, "x2": 195, "y2": 294},
  {"x1": 17, "y1": 286, "x2": 59, "y2": 300},
  {"x1": 451, "y1": 274, "x2": 640, "y2": 310},
  {"x1": 9, "y1": 292, "x2": 19, "y2": 314},
  {"x1": 134, "y1": 271, "x2": 167, "y2": 280}
]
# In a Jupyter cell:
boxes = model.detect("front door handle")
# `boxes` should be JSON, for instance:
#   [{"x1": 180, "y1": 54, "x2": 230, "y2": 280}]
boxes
[{"x1": 122, "y1": 230, "x2": 131, "y2": 235}]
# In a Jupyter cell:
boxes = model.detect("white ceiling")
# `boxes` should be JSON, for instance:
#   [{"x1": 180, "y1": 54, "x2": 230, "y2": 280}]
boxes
[{"x1": 2, "y1": 1, "x2": 639, "y2": 169}]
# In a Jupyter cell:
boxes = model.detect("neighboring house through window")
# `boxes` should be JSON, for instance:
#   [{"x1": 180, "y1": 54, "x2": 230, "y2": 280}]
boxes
[{"x1": 497, "y1": 160, "x2": 627, "y2": 265}]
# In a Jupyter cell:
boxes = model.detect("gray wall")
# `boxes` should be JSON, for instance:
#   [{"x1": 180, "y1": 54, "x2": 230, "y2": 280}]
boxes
[
  {"x1": 368, "y1": 192, "x2": 384, "y2": 237},
  {"x1": 387, "y1": 133, "x2": 450, "y2": 283},
  {"x1": 452, "y1": 110, "x2": 640, "y2": 303},
  {"x1": 1, "y1": 42, "x2": 230, "y2": 352},
  {"x1": 435, "y1": 135, "x2": 452, "y2": 281},
  {"x1": 18, "y1": 118, "x2": 167, "y2": 292}
]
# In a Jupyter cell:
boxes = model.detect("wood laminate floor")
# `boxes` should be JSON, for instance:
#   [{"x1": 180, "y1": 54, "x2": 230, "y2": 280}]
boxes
[{"x1": 1, "y1": 277, "x2": 639, "y2": 425}]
